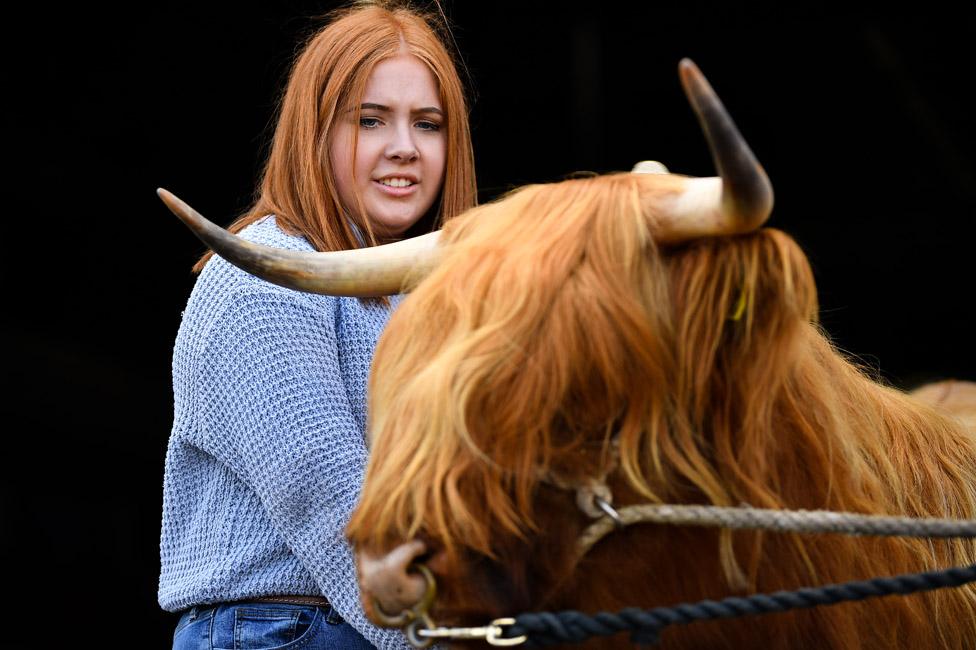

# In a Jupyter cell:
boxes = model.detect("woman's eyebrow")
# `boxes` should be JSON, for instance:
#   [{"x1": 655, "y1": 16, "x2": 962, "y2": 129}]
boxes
[{"x1": 358, "y1": 102, "x2": 443, "y2": 116}]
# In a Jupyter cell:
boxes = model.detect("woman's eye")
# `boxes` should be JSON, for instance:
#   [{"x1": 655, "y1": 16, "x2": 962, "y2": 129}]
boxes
[
  {"x1": 416, "y1": 120, "x2": 441, "y2": 132},
  {"x1": 359, "y1": 117, "x2": 381, "y2": 129}
]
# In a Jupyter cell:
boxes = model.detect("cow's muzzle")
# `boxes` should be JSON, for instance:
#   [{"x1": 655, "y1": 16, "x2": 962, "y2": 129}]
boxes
[{"x1": 358, "y1": 540, "x2": 436, "y2": 627}]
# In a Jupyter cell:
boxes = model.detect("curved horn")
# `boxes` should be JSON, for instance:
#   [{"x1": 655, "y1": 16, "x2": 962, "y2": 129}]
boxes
[
  {"x1": 158, "y1": 188, "x2": 442, "y2": 297},
  {"x1": 681, "y1": 58, "x2": 773, "y2": 230},
  {"x1": 650, "y1": 59, "x2": 774, "y2": 243}
]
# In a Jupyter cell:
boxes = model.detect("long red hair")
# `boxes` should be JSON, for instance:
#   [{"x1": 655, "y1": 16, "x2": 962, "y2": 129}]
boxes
[
  {"x1": 349, "y1": 173, "x2": 976, "y2": 647},
  {"x1": 193, "y1": 1, "x2": 476, "y2": 272}
]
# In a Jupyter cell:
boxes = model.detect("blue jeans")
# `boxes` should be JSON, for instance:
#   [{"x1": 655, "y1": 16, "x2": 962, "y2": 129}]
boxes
[{"x1": 172, "y1": 602, "x2": 376, "y2": 649}]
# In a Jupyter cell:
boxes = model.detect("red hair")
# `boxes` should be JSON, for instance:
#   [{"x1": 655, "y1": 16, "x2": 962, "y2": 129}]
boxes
[{"x1": 194, "y1": 2, "x2": 476, "y2": 272}]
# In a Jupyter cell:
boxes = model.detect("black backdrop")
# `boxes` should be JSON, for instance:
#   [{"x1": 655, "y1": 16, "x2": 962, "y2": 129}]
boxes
[{"x1": 8, "y1": 2, "x2": 974, "y2": 646}]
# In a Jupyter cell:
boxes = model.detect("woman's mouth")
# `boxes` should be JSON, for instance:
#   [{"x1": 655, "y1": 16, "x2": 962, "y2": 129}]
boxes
[{"x1": 374, "y1": 177, "x2": 418, "y2": 197}]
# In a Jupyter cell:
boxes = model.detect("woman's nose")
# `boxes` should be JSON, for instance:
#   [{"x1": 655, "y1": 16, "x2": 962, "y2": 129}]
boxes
[{"x1": 385, "y1": 124, "x2": 418, "y2": 162}]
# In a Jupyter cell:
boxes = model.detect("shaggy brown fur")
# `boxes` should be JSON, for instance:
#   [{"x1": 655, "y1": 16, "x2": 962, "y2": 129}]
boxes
[{"x1": 347, "y1": 172, "x2": 976, "y2": 648}]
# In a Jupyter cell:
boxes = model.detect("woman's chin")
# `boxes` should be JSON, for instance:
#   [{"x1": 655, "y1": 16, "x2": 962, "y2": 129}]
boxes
[{"x1": 367, "y1": 213, "x2": 424, "y2": 240}]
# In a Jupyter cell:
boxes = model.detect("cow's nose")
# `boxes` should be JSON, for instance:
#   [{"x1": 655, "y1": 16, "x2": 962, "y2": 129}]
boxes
[{"x1": 357, "y1": 539, "x2": 430, "y2": 625}]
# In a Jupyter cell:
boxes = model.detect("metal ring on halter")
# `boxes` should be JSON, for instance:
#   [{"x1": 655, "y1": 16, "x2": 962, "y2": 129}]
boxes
[
  {"x1": 405, "y1": 612, "x2": 437, "y2": 648},
  {"x1": 371, "y1": 563, "x2": 438, "y2": 628},
  {"x1": 594, "y1": 495, "x2": 624, "y2": 528}
]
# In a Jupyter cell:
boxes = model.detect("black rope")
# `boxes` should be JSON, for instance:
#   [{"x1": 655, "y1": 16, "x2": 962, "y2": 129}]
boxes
[{"x1": 502, "y1": 564, "x2": 976, "y2": 646}]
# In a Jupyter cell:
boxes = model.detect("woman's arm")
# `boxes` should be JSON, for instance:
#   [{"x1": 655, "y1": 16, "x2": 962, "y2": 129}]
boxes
[{"x1": 186, "y1": 286, "x2": 412, "y2": 649}]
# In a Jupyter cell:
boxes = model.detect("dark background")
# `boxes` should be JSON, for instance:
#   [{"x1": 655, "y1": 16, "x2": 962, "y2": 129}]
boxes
[{"x1": 8, "y1": 1, "x2": 974, "y2": 646}]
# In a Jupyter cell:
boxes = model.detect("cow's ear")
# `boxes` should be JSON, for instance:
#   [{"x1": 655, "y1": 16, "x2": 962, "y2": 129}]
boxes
[
  {"x1": 667, "y1": 229, "x2": 817, "y2": 389},
  {"x1": 725, "y1": 229, "x2": 818, "y2": 346}
]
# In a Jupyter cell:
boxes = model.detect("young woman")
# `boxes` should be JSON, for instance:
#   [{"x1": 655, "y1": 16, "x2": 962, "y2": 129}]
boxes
[{"x1": 158, "y1": 3, "x2": 476, "y2": 648}]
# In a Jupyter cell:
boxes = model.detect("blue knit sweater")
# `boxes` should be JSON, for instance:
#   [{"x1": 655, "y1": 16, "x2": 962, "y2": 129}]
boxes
[{"x1": 159, "y1": 216, "x2": 412, "y2": 648}]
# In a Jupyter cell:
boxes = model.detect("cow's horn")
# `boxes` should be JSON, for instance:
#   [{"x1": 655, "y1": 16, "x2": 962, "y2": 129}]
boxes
[
  {"x1": 654, "y1": 59, "x2": 774, "y2": 243},
  {"x1": 158, "y1": 188, "x2": 442, "y2": 297}
]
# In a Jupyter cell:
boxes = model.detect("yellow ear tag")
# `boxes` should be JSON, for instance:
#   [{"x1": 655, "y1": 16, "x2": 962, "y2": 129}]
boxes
[{"x1": 730, "y1": 286, "x2": 749, "y2": 322}]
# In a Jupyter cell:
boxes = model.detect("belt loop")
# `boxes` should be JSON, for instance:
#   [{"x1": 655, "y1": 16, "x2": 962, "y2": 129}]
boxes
[{"x1": 325, "y1": 607, "x2": 343, "y2": 625}]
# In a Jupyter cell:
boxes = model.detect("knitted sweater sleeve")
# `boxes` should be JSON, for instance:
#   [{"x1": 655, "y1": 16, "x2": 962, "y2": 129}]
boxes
[{"x1": 188, "y1": 287, "x2": 413, "y2": 649}]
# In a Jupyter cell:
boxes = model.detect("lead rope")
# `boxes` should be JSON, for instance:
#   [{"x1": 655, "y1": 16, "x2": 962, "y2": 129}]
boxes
[
  {"x1": 406, "y1": 562, "x2": 976, "y2": 647},
  {"x1": 402, "y1": 496, "x2": 976, "y2": 647},
  {"x1": 577, "y1": 500, "x2": 976, "y2": 556},
  {"x1": 500, "y1": 563, "x2": 976, "y2": 647}
]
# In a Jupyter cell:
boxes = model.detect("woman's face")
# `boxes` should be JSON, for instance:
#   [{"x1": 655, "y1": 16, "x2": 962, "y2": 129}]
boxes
[{"x1": 330, "y1": 54, "x2": 447, "y2": 239}]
